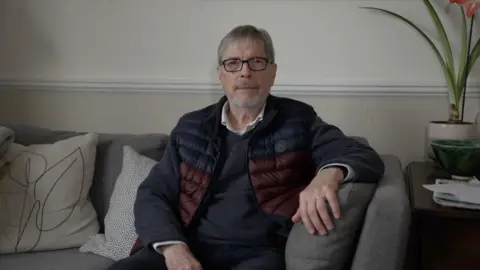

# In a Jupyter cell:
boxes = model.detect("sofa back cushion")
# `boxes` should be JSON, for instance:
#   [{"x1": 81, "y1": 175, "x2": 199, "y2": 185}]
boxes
[{"x1": 2, "y1": 124, "x2": 169, "y2": 232}]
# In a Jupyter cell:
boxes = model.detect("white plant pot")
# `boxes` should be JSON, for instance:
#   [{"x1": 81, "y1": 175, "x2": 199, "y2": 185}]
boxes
[{"x1": 425, "y1": 121, "x2": 479, "y2": 160}]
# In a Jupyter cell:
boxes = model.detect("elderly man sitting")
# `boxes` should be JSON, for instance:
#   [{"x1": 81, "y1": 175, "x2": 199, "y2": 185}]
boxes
[{"x1": 108, "y1": 24, "x2": 385, "y2": 270}]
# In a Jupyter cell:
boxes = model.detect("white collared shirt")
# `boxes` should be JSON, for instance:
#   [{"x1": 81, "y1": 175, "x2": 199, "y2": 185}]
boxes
[{"x1": 220, "y1": 102, "x2": 266, "y2": 135}]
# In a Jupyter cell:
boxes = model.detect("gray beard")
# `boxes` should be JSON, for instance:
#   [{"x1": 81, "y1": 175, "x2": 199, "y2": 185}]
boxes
[{"x1": 227, "y1": 93, "x2": 266, "y2": 109}]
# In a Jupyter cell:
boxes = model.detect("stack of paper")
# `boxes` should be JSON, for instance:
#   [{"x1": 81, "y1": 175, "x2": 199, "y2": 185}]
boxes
[{"x1": 423, "y1": 178, "x2": 480, "y2": 210}]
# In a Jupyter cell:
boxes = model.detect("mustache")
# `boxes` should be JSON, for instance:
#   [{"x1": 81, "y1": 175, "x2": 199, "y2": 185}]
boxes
[{"x1": 234, "y1": 83, "x2": 259, "y2": 89}]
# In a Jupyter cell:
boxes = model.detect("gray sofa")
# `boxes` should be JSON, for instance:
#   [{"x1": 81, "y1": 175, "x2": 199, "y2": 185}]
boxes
[{"x1": 0, "y1": 124, "x2": 411, "y2": 270}]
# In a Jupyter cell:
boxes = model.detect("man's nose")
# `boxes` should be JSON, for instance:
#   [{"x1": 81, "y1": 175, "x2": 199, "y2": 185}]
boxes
[{"x1": 240, "y1": 62, "x2": 252, "y2": 77}]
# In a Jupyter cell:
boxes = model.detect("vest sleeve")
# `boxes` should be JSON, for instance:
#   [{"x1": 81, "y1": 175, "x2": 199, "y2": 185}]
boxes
[
  {"x1": 310, "y1": 116, "x2": 385, "y2": 183},
  {"x1": 133, "y1": 133, "x2": 187, "y2": 248}
]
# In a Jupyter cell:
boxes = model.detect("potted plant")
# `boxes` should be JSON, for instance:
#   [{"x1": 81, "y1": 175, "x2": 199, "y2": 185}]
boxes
[{"x1": 361, "y1": 0, "x2": 480, "y2": 159}]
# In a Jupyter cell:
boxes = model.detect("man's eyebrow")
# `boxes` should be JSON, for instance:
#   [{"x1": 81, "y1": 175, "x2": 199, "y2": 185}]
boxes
[{"x1": 224, "y1": 56, "x2": 267, "y2": 60}]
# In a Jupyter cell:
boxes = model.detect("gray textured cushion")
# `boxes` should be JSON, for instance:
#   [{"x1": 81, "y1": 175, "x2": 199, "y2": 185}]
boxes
[
  {"x1": 285, "y1": 182, "x2": 377, "y2": 270},
  {"x1": 0, "y1": 248, "x2": 114, "y2": 270},
  {"x1": 1, "y1": 124, "x2": 169, "y2": 232},
  {"x1": 80, "y1": 146, "x2": 157, "y2": 261}
]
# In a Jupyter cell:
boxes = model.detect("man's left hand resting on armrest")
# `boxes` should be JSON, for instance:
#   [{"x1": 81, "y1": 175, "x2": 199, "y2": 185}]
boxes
[{"x1": 292, "y1": 167, "x2": 345, "y2": 235}]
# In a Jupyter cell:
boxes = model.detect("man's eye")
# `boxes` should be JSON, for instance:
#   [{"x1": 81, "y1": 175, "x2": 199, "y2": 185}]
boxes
[{"x1": 226, "y1": 61, "x2": 240, "y2": 66}]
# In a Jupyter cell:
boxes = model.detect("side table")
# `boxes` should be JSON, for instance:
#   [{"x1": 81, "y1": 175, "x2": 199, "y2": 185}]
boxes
[{"x1": 405, "y1": 161, "x2": 480, "y2": 270}]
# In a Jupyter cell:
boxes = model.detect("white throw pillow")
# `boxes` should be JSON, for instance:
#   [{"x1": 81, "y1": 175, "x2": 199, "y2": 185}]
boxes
[
  {"x1": 80, "y1": 145, "x2": 156, "y2": 261},
  {"x1": 0, "y1": 133, "x2": 99, "y2": 254}
]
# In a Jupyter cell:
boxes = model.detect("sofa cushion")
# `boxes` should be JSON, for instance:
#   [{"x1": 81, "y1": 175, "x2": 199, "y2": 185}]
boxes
[
  {"x1": 0, "y1": 133, "x2": 100, "y2": 254},
  {"x1": 0, "y1": 248, "x2": 113, "y2": 270},
  {"x1": 1, "y1": 124, "x2": 169, "y2": 232},
  {"x1": 80, "y1": 145, "x2": 157, "y2": 261}
]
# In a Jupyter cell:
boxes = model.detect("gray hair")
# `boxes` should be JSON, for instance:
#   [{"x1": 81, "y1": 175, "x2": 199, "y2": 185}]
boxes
[{"x1": 217, "y1": 25, "x2": 275, "y2": 66}]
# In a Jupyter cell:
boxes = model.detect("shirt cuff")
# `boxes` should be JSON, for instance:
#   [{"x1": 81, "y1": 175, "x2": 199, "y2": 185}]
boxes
[
  {"x1": 152, "y1": 241, "x2": 186, "y2": 254},
  {"x1": 317, "y1": 163, "x2": 355, "y2": 182}
]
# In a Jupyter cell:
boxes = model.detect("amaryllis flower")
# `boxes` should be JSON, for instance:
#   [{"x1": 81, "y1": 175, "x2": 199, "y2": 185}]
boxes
[{"x1": 450, "y1": 0, "x2": 480, "y2": 17}]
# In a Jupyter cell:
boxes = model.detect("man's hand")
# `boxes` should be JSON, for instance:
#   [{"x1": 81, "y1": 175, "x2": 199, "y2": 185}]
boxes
[
  {"x1": 292, "y1": 167, "x2": 344, "y2": 235},
  {"x1": 161, "y1": 244, "x2": 203, "y2": 270}
]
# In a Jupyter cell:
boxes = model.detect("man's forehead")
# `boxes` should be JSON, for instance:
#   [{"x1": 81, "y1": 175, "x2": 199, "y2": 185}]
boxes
[{"x1": 224, "y1": 39, "x2": 266, "y2": 57}]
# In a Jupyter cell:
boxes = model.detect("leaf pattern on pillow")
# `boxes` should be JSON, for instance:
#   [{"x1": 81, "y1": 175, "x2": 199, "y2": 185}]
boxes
[{"x1": 0, "y1": 147, "x2": 86, "y2": 253}]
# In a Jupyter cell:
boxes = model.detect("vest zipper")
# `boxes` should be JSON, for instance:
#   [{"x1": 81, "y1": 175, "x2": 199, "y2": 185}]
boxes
[
  {"x1": 186, "y1": 108, "x2": 277, "y2": 226},
  {"x1": 245, "y1": 132, "x2": 262, "y2": 210},
  {"x1": 244, "y1": 109, "x2": 277, "y2": 210}
]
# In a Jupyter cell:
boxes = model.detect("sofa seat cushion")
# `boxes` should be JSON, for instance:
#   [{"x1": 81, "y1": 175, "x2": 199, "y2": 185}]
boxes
[{"x1": 0, "y1": 248, "x2": 114, "y2": 270}]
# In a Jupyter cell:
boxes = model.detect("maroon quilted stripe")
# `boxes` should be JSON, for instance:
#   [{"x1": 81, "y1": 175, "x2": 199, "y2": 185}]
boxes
[
  {"x1": 129, "y1": 238, "x2": 142, "y2": 255},
  {"x1": 179, "y1": 162, "x2": 211, "y2": 224},
  {"x1": 249, "y1": 150, "x2": 313, "y2": 218},
  {"x1": 128, "y1": 163, "x2": 211, "y2": 256}
]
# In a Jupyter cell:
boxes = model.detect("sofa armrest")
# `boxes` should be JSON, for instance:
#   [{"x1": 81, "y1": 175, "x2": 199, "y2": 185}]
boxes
[{"x1": 350, "y1": 154, "x2": 411, "y2": 270}]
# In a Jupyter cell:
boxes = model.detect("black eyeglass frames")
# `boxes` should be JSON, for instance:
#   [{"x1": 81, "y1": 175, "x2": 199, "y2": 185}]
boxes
[{"x1": 221, "y1": 57, "x2": 270, "y2": 72}]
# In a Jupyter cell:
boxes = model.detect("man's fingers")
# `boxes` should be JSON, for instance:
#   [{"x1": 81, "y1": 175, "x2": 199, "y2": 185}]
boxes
[
  {"x1": 309, "y1": 198, "x2": 327, "y2": 235},
  {"x1": 300, "y1": 198, "x2": 315, "y2": 234},
  {"x1": 298, "y1": 187, "x2": 340, "y2": 235},
  {"x1": 292, "y1": 209, "x2": 301, "y2": 223},
  {"x1": 326, "y1": 189, "x2": 341, "y2": 219},
  {"x1": 316, "y1": 196, "x2": 334, "y2": 231},
  {"x1": 326, "y1": 191, "x2": 341, "y2": 219}
]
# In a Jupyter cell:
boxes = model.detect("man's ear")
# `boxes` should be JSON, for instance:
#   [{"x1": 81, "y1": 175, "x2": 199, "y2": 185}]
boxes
[
  {"x1": 217, "y1": 66, "x2": 223, "y2": 81},
  {"x1": 271, "y1": 63, "x2": 277, "y2": 79}
]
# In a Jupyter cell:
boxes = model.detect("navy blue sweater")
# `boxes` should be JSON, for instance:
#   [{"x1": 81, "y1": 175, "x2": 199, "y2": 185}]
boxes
[{"x1": 190, "y1": 128, "x2": 280, "y2": 247}]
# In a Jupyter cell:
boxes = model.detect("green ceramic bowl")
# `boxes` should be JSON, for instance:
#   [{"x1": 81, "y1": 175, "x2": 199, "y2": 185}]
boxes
[{"x1": 431, "y1": 139, "x2": 480, "y2": 178}]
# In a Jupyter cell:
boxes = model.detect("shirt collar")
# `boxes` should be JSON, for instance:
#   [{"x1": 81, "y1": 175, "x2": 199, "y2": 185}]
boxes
[{"x1": 221, "y1": 101, "x2": 266, "y2": 134}]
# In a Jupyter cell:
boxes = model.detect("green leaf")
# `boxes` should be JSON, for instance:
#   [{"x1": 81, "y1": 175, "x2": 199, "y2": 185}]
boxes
[
  {"x1": 423, "y1": 0, "x2": 457, "y2": 92},
  {"x1": 456, "y1": 7, "x2": 468, "y2": 105},
  {"x1": 468, "y1": 39, "x2": 480, "y2": 74},
  {"x1": 360, "y1": 6, "x2": 456, "y2": 98},
  {"x1": 458, "y1": 37, "x2": 480, "y2": 92}
]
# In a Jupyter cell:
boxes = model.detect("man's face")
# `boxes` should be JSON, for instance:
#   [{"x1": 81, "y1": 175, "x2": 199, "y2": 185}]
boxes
[{"x1": 217, "y1": 39, "x2": 277, "y2": 108}]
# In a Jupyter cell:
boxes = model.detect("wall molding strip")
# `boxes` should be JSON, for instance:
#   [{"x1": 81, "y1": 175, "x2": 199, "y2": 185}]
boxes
[{"x1": 1, "y1": 79, "x2": 479, "y2": 97}]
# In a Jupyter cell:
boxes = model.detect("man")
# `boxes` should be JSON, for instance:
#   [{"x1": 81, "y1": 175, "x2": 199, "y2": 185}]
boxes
[{"x1": 109, "y1": 25, "x2": 385, "y2": 270}]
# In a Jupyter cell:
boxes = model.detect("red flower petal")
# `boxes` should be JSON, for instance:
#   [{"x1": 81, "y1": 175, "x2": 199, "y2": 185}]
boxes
[
  {"x1": 466, "y1": 2, "x2": 480, "y2": 16},
  {"x1": 450, "y1": 0, "x2": 480, "y2": 17}
]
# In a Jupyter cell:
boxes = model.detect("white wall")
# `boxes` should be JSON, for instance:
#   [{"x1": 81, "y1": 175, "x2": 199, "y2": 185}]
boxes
[
  {"x1": 1, "y1": 0, "x2": 480, "y2": 167},
  {"x1": 2, "y1": 0, "x2": 480, "y2": 86}
]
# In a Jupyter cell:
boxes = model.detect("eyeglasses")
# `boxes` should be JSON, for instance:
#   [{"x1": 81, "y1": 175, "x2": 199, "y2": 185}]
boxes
[{"x1": 221, "y1": 57, "x2": 270, "y2": 72}]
